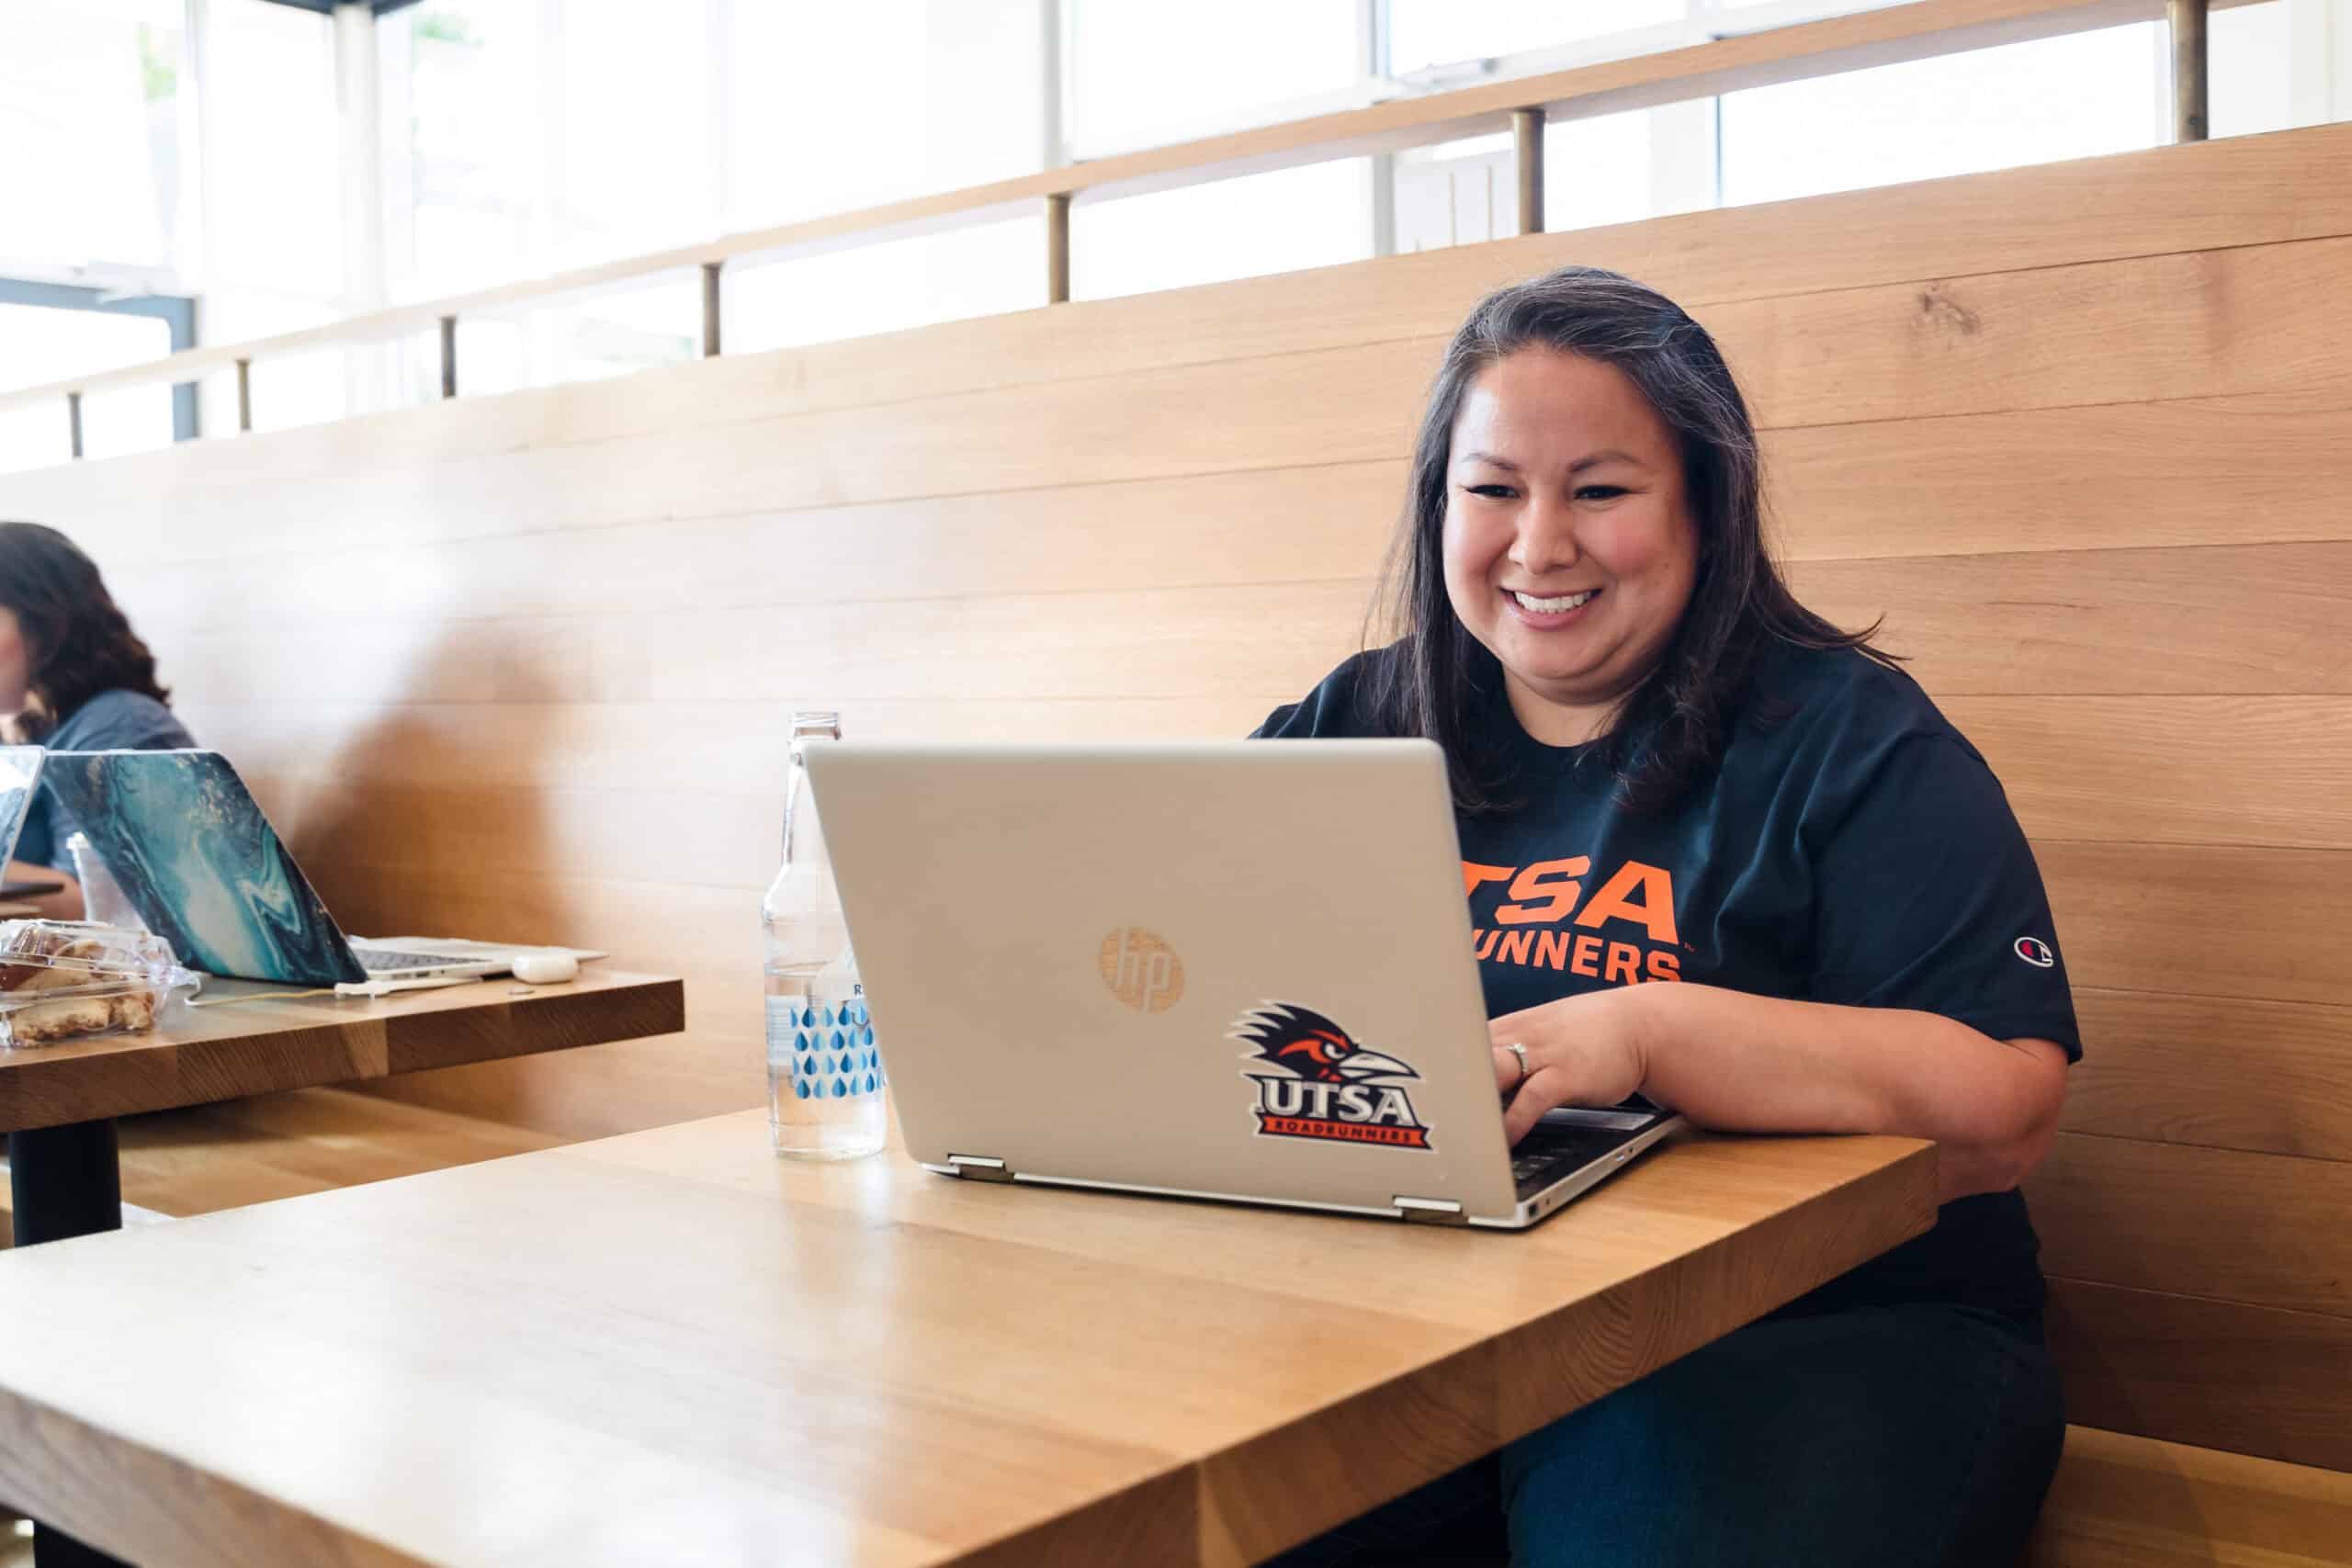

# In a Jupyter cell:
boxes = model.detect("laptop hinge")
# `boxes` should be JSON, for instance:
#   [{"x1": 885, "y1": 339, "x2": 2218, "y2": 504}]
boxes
[
  {"x1": 946, "y1": 1155, "x2": 1015, "y2": 1183},
  {"x1": 1395, "y1": 1196, "x2": 1468, "y2": 1226}
]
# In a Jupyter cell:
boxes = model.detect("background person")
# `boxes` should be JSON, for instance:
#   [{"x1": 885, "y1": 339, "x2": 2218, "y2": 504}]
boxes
[
  {"x1": 1260, "y1": 266, "x2": 2077, "y2": 1568},
  {"x1": 0, "y1": 521, "x2": 197, "y2": 921}
]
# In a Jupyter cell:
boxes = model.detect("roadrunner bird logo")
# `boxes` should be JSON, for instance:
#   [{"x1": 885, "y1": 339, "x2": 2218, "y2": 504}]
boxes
[{"x1": 1232, "y1": 1002, "x2": 1433, "y2": 1151}]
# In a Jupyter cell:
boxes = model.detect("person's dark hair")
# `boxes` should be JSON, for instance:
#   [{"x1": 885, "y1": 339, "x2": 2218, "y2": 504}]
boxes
[
  {"x1": 0, "y1": 522, "x2": 171, "y2": 739},
  {"x1": 1363, "y1": 265, "x2": 1891, "y2": 816}
]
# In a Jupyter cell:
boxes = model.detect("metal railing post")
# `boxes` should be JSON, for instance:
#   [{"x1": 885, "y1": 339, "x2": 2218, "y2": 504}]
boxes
[
  {"x1": 438, "y1": 315, "x2": 458, "y2": 400},
  {"x1": 66, "y1": 392, "x2": 83, "y2": 460},
  {"x1": 1046, "y1": 193, "x2": 1071, "y2": 304},
  {"x1": 1513, "y1": 107, "x2": 1546, "y2": 236},
  {"x1": 236, "y1": 358, "x2": 254, "y2": 433},
  {"x1": 2168, "y1": 0, "x2": 2209, "y2": 142},
  {"x1": 701, "y1": 262, "x2": 723, "y2": 357}
]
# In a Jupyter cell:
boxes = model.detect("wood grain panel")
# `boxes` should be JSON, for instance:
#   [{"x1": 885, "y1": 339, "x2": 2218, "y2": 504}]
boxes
[
  {"x1": 145, "y1": 581, "x2": 1372, "y2": 707},
  {"x1": 10, "y1": 338, "x2": 1441, "y2": 561},
  {"x1": 123, "y1": 541, "x2": 2352, "y2": 726},
  {"x1": 181, "y1": 692, "x2": 2352, "y2": 865},
  {"x1": 1792, "y1": 542, "x2": 2352, "y2": 696},
  {"x1": 5, "y1": 118, "x2": 2348, "y2": 508},
  {"x1": 231, "y1": 690, "x2": 2352, "y2": 918},
  {"x1": 1717, "y1": 235, "x2": 2352, "y2": 431},
  {"x1": 180, "y1": 695, "x2": 1290, "y2": 795},
  {"x1": 1947, "y1": 697, "x2": 2352, "y2": 851},
  {"x1": 26, "y1": 231, "x2": 2352, "y2": 565},
  {"x1": 0, "y1": 970, "x2": 684, "y2": 1134},
  {"x1": 52, "y1": 382, "x2": 2352, "y2": 625},
  {"x1": 2041, "y1": 841, "x2": 2352, "y2": 1008},
  {"x1": 0, "y1": 1110, "x2": 1933, "y2": 1568},
  {"x1": 2028, "y1": 1134, "x2": 2352, "y2": 1319},
  {"x1": 2065, "y1": 988, "x2": 2352, "y2": 1161},
  {"x1": 302, "y1": 838, "x2": 2352, "y2": 1138},
  {"x1": 109, "y1": 1089, "x2": 563, "y2": 1217},
  {"x1": 102, "y1": 462, "x2": 1409, "y2": 631},
  {"x1": 2047, "y1": 1280, "x2": 2352, "y2": 1473},
  {"x1": 2021, "y1": 1425, "x2": 2352, "y2": 1568},
  {"x1": 1768, "y1": 392, "x2": 2352, "y2": 560}
]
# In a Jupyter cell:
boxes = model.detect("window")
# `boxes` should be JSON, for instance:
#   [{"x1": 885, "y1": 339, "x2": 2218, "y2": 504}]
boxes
[
  {"x1": 729, "y1": 220, "x2": 1044, "y2": 355},
  {"x1": 380, "y1": 1, "x2": 543, "y2": 301},
  {"x1": 2210, "y1": 0, "x2": 2296, "y2": 137},
  {"x1": 1068, "y1": 0, "x2": 1364, "y2": 155},
  {"x1": 1387, "y1": 0, "x2": 1690, "y2": 77},
  {"x1": 0, "y1": 298, "x2": 178, "y2": 471},
  {"x1": 0, "y1": 0, "x2": 187, "y2": 280},
  {"x1": 4, "y1": 0, "x2": 2338, "y2": 446},
  {"x1": 1720, "y1": 24, "x2": 2165, "y2": 207},
  {"x1": 196, "y1": 0, "x2": 345, "y2": 434}
]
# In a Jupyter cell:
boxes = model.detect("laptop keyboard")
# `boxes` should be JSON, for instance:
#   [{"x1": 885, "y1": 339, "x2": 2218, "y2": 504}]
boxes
[
  {"x1": 356, "y1": 948, "x2": 480, "y2": 973},
  {"x1": 1511, "y1": 1119, "x2": 1655, "y2": 1200}
]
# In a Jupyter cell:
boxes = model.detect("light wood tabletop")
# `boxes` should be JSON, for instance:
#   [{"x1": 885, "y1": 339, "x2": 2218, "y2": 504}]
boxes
[
  {"x1": 0, "y1": 968, "x2": 684, "y2": 1134},
  {"x1": 0, "y1": 1111, "x2": 1934, "y2": 1568}
]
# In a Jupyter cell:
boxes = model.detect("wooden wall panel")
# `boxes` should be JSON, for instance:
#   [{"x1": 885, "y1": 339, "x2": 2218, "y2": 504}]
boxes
[
  {"x1": 2064, "y1": 988, "x2": 2352, "y2": 1161},
  {"x1": 2047, "y1": 1280, "x2": 2352, "y2": 1473},
  {"x1": 179, "y1": 696, "x2": 1287, "y2": 795},
  {"x1": 114, "y1": 545, "x2": 2352, "y2": 736},
  {"x1": 2039, "y1": 842, "x2": 2352, "y2": 1009},
  {"x1": 1767, "y1": 394, "x2": 2352, "y2": 560},
  {"x1": 27, "y1": 244, "x2": 2352, "y2": 570},
  {"x1": 1791, "y1": 543, "x2": 2352, "y2": 696},
  {"x1": 1948, "y1": 697, "x2": 2352, "y2": 851},
  {"x1": 103, "y1": 464, "x2": 1411, "y2": 630},
  {"x1": 2029, "y1": 1134, "x2": 2352, "y2": 1319},
  {"x1": 70, "y1": 385, "x2": 2352, "y2": 629}
]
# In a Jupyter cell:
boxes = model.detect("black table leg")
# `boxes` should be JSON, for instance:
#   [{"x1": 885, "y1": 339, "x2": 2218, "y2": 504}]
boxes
[
  {"x1": 32, "y1": 1529, "x2": 130, "y2": 1568},
  {"x1": 10, "y1": 1119, "x2": 122, "y2": 1247},
  {"x1": 8, "y1": 1119, "x2": 133, "y2": 1568}
]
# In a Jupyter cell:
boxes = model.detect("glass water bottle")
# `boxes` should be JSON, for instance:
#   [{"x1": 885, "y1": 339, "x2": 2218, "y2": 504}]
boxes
[{"x1": 761, "y1": 711, "x2": 887, "y2": 1159}]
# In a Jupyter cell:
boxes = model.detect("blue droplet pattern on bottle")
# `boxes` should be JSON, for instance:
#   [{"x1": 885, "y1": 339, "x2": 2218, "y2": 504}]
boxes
[{"x1": 785, "y1": 996, "x2": 886, "y2": 1103}]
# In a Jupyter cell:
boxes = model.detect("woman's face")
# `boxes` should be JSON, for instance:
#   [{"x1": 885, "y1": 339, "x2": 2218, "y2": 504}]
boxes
[
  {"x1": 1441, "y1": 347, "x2": 1701, "y2": 745},
  {"x1": 0, "y1": 608, "x2": 31, "y2": 716}
]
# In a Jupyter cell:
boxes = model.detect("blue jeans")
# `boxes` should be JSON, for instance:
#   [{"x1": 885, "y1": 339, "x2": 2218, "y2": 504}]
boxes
[{"x1": 1271, "y1": 1302, "x2": 2065, "y2": 1568}]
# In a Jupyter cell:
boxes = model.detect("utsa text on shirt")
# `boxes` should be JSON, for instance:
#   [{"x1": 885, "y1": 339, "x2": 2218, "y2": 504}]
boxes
[{"x1": 1463, "y1": 857, "x2": 1682, "y2": 985}]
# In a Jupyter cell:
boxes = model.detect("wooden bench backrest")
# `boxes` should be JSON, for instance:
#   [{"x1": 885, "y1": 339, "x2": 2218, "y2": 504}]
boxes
[{"x1": 3, "y1": 121, "x2": 2348, "y2": 1471}]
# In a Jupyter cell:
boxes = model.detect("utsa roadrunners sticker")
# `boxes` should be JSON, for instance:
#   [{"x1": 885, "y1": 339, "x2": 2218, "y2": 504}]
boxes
[{"x1": 1232, "y1": 1003, "x2": 1434, "y2": 1151}]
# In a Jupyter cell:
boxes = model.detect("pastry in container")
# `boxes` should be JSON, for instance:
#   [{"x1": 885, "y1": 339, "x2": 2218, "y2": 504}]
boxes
[{"x1": 0, "y1": 919, "x2": 200, "y2": 1048}]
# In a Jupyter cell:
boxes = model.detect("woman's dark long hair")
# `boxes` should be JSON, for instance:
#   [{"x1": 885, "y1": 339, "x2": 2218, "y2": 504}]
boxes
[
  {"x1": 1363, "y1": 265, "x2": 1891, "y2": 816},
  {"x1": 0, "y1": 522, "x2": 172, "y2": 739}
]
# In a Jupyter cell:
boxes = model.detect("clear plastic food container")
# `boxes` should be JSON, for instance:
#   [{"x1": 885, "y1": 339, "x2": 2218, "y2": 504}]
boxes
[{"x1": 0, "y1": 920, "x2": 200, "y2": 1049}]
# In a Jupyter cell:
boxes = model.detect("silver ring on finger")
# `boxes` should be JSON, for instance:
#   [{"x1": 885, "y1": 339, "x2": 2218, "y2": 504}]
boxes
[{"x1": 1506, "y1": 1042, "x2": 1530, "y2": 1088}]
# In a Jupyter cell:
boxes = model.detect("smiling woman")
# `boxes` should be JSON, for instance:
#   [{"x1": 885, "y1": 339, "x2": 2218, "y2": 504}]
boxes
[{"x1": 1255, "y1": 266, "x2": 2080, "y2": 1568}]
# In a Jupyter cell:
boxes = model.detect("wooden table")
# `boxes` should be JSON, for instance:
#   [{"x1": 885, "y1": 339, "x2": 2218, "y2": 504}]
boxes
[
  {"x1": 0, "y1": 1110, "x2": 1933, "y2": 1568},
  {"x1": 0, "y1": 969, "x2": 684, "y2": 1247}
]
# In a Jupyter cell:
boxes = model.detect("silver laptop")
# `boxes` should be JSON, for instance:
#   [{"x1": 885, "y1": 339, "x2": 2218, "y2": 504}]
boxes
[{"x1": 803, "y1": 738, "x2": 1682, "y2": 1229}]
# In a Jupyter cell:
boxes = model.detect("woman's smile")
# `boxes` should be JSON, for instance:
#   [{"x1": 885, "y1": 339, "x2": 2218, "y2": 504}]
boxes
[{"x1": 1502, "y1": 584, "x2": 1604, "y2": 628}]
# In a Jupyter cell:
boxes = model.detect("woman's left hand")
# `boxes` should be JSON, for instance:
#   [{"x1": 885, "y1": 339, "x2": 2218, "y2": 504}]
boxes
[{"x1": 1489, "y1": 986, "x2": 1656, "y2": 1144}]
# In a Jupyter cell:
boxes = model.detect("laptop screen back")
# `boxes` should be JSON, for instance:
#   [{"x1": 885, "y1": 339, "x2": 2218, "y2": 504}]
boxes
[{"x1": 38, "y1": 750, "x2": 368, "y2": 986}]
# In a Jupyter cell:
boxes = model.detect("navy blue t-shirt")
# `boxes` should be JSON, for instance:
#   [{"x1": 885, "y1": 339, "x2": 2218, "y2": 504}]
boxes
[
  {"x1": 15, "y1": 690, "x2": 198, "y2": 872},
  {"x1": 1255, "y1": 639, "x2": 2080, "y2": 1321}
]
